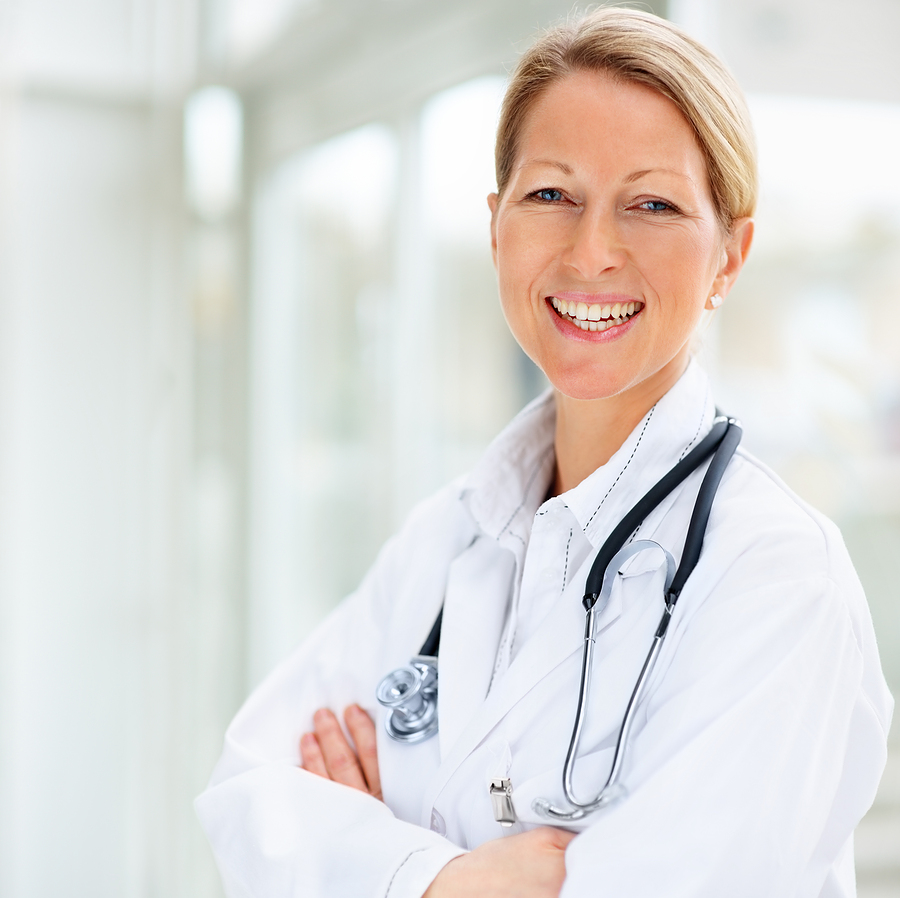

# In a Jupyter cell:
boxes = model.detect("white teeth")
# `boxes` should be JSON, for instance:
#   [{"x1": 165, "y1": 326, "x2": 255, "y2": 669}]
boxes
[{"x1": 549, "y1": 297, "x2": 644, "y2": 330}]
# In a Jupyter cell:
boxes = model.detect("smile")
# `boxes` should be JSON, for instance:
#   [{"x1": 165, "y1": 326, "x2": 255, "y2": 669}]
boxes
[{"x1": 548, "y1": 297, "x2": 644, "y2": 332}]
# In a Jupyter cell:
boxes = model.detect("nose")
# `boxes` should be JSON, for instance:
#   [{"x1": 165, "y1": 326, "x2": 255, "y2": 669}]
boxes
[{"x1": 563, "y1": 207, "x2": 625, "y2": 279}]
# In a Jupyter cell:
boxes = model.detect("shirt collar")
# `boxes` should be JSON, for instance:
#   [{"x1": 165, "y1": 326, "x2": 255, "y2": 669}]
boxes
[{"x1": 459, "y1": 390, "x2": 556, "y2": 560}]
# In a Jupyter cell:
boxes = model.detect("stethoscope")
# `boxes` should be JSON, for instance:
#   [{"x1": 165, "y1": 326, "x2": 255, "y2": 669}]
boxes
[{"x1": 376, "y1": 415, "x2": 742, "y2": 820}]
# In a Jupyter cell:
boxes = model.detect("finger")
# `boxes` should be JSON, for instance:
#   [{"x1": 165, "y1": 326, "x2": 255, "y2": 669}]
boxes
[
  {"x1": 344, "y1": 705, "x2": 382, "y2": 799},
  {"x1": 299, "y1": 732, "x2": 329, "y2": 779},
  {"x1": 312, "y1": 708, "x2": 369, "y2": 792}
]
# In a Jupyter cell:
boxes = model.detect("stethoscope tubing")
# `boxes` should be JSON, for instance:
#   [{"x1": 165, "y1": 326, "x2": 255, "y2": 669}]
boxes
[
  {"x1": 582, "y1": 417, "x2": 739, "y2": 603},
  {"x1": 535, "y1": 416, "x2": 743, "y2": 821},
  {"x1": 538, "y1": 542, "x2": 676, "y2": 820},
  {"x1": 377, "y1": 414, "x2": 743, "y2": 822},
  {"x1": 532, "y1": 416, "x2": 742, "y2": 822}
]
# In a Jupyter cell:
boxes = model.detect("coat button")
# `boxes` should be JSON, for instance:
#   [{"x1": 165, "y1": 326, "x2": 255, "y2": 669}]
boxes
[{"x1": 430, "y1": 809, "x2": 446, "y2": 835}]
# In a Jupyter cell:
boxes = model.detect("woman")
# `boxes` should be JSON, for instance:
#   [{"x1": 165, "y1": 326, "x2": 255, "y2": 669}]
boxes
[{"x1": 196, "y1": 9, "x2": 892, "y2": 897}]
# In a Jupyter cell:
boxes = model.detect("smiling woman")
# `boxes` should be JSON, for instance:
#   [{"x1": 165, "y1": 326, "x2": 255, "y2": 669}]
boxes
[
  {"x1": 196, "y1": 9, "x2": 892, "y2": 898},
  {"x1": 488, "y1": 70, "x2": 753, "y2": 488}
]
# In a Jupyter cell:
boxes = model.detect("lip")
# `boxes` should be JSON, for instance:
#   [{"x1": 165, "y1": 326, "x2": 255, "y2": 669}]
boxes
[{"x1": 545, "y1": 295, "x2": 642, "y2": 343}]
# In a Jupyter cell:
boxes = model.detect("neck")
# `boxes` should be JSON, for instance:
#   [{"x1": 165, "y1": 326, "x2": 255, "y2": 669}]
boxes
[{"x1": 552, "y1": 358, "x2": 690, "y2": 495}]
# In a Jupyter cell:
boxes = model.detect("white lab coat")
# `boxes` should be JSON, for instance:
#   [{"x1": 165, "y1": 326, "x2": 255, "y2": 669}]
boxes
[{"x1": 196, "y1": 361, "x2": 893, "y2": 898}]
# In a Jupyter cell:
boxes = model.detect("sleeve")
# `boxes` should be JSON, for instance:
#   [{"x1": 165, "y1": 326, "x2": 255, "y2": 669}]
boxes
[
  {"x1": 194, "y1": 515, "x2": 467, "y2": 898},
  {"x1": 560, "y1": 568, "x2": 892, "y2": 898}
]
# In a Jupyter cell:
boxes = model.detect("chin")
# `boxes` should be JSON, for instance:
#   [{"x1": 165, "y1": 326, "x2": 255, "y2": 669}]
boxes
[{"x1": 541, "y1": 363, "x2": 634, "y2": 403}]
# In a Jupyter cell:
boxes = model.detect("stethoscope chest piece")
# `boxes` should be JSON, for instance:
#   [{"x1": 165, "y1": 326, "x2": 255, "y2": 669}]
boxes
[{"x1": 376, "y1": 655, "x2": 439, "y2": 743}]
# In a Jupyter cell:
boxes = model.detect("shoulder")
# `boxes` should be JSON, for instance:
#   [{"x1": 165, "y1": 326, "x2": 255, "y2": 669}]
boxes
[
  {"x1": 664, "y1": 441, "x2": 867, "y2": 645},
  {"x1": 690, "y1": 445, "x2": 879, "y2": 665},
  {"x1": 665, "y1": 443, "x2": 893, "y2": 737},
  {"x1": 361, "y1": 476, "x2": 477, "y2": 613},
  {"x1": 384, "y1": 476, "x2": 475, "y2": 563},
  {"x1": 715, "y1": 447, "x2": 851, "y2": 584}
]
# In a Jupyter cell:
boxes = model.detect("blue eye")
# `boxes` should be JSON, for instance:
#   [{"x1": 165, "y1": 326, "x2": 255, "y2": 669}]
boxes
[
  {"x1": 641, "y1": 200, "x2": 672, "y2": 212},
  {"x1": 534, "y1": 188, "x2": 564, "y2": 202}
]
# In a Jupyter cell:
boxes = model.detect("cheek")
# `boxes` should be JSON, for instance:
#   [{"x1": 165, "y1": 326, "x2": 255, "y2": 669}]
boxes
[
  {"x1": 495, "y1": 222, "x2": 542, "y2": 305},
  {"x1": 497, "y1": 217, "x2": 534, "y2": 267},
  {"x1": 637, "y1": 230, "x2": 720, "y2": 305},
  {"x1": 494, "y1": 232, "x2": 546, "y2": 358}
]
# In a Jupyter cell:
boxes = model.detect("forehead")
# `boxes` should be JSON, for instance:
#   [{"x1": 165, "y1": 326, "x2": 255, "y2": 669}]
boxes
[{"x1": 516, "y1": 70, "x2": 708, "y2": 181}]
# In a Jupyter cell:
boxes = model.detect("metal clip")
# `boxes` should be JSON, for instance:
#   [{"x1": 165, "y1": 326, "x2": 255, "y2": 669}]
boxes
[{"x1": 489, "y1": 778, "x2": 517, "y2": 827}]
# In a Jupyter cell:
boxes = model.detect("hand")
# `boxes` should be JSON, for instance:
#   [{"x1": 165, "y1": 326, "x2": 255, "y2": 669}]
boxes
[
  {"x1": 299, "y1": 705, "x2": 383, "y2": 800},
  {"x1": 423, "y1": 827, "x2": 576, "y2": 898}
]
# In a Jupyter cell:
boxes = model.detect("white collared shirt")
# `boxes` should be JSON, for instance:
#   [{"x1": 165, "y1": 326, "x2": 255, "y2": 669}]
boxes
[{"x1": 196, "y1": 362, "x2": 893, "y2": 898}]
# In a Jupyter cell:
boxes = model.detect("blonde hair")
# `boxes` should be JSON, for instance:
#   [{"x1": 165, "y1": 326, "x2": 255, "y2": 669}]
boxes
[{"x1": 496, "y1": 7, "x2": 757, "y2": 229}]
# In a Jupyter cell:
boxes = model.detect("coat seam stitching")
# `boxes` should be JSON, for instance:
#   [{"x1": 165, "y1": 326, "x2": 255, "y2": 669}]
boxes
[
  {"x1": 678, "y1": 390, "x2": 709, "y2": 460},
  {"x1": 561, "y1": 528, "x2": 574, "y2": 593},
  {"x1": 586, "y1": 406, "x2": 655, "y2": 529},
  {"x1": 497, "y1": 446, "x2": 554, "y2": 540},
  {"x1": 384, "y1": 848, "x2": 431, "y2": 897}
]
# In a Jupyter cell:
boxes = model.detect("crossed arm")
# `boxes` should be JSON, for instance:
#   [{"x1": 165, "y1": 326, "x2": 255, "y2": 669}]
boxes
[{"x1": 300, "y1": 706, "x2": 574, "y2": 898}]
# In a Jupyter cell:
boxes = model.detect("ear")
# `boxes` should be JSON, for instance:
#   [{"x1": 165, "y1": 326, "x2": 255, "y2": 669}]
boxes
[
  {"x1": 709, "y1": 217, "x2": 753, "y2": 306},
  {"x1": 487, "y1": 192, "x2": 499, "y2": 267}
]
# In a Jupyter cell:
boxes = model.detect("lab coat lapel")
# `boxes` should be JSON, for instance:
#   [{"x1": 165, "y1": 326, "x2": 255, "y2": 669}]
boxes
[
  {"x1": 486, "y1": 546, "x2": 624, "y2": 730},
  {"x1": 437, "y1": 536, "x2": 516, "y2": 760},
  {"x1": 423, "y1": 546, "x2": 623, "y2": 812}
]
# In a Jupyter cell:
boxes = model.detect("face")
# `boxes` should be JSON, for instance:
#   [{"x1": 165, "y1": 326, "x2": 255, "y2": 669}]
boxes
[{"x1": 488, "y1": 70, "x2": 752, "y2": 403}]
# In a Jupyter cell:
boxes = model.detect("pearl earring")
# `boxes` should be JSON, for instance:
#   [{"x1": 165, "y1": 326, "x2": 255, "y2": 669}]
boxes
[{"x1": 708, "y1": 293, "x2": 723, "y2": 310}]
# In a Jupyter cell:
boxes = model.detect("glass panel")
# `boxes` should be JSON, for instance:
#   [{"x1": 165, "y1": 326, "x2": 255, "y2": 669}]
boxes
[
  {"x1": 707, "y1": 94, "x2": 900, "y2": 694},
  {"x1": 419, "y1": 76, "x2": 547, "y2": 484},
  {"x1": 249, "y1": 123, "x2": 399, "y2": 682},
  {"x1": 248, "y1": 78, "x2": 547, "y2": 681}
]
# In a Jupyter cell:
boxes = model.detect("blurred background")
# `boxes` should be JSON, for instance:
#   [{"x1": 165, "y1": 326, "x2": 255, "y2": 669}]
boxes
[{"x1": 0, "y1": 0, "x2": 897, "y2": 894}]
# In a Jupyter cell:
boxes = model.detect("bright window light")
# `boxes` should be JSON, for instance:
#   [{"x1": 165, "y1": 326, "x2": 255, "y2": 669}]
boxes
[
  {"x1": 227, "y1": 0, "x2": 315, "y2": 61},
  {"x1": 184, "y1": 86, "x2": 244, "y2": 221},
  {"x1": 292, "y1": 123, "x2": 398, "y2": 240},
  {"x1": 421, "y1": 76, "x2": 507, "y2": 244},
  {"x1": 749, "y1": 94, "x2": 900, "y2": 251}
]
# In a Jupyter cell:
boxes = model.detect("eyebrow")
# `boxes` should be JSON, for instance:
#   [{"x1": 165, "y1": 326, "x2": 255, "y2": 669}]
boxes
[
  {"x1": 516, "y1": 161, "x2": 696, "y2": 185},
  {"x1": 515, "y1": 160, "x2": 574, "y2": 175},
  {"x1": 624, "y1": 168, "x2": 694, "y2": 184}
]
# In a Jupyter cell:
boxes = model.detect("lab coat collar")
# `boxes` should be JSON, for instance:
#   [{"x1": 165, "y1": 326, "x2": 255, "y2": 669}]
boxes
[{"x1": 458, "y1": 390, "x2": 556, "y2": 567}]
